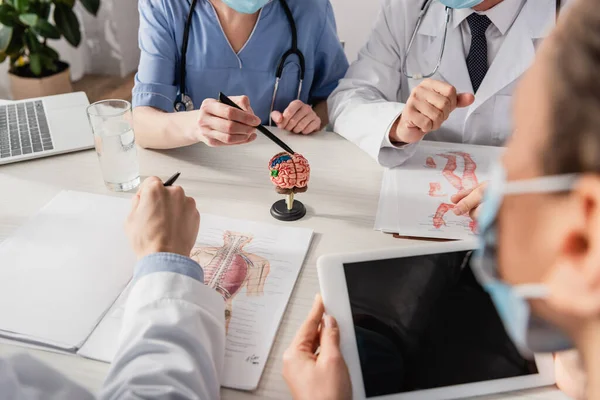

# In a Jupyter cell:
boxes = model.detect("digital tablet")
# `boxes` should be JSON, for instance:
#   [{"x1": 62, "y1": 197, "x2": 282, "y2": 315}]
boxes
[{"x1": 318, "y1": 241, "x2": 555, "y2": 400}]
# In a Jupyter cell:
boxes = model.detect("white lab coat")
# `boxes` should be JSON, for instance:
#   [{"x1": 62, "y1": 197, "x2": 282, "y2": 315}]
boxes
[
  {"x1": 0, "y1": 272, "x2": 226, "y2": 399},
  {"x1": 328, "y1": 0, "x2": 557, "y2": 167}
]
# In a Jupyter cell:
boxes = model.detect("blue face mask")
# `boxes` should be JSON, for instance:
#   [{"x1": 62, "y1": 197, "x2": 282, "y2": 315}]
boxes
[
  {"x1": 472, "y1": 164, "x2": 578, "y2": 356},
  {"x1": 221, "y1": 0, "x2": 270, "y2": 14},
  {"x1": 438, "y1": 0, "x2": 485, "y2": 9}
]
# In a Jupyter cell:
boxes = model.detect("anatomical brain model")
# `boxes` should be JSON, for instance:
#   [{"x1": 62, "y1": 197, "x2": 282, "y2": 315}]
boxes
[{"x1": 268, "y1": 152, "x2": 310, "y2": 221}]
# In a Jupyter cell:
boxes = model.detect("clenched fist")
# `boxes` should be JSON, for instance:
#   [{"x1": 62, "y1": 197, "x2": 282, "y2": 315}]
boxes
[
  {"x1": 390, "y1": 79, "x2": 475, "y2": 144},
  {"x1": 126, "y1": 177, "x2": 200, "y2": 259}
]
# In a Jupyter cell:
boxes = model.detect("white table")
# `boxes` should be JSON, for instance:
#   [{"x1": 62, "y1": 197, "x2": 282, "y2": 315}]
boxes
[{"x1": 0, "y1": 129, "x2": 568, "y2": 400}]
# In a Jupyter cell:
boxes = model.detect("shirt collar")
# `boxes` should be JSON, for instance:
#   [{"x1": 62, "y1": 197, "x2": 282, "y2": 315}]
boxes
[{"x1": 451, "y1": 0, "x2": 526, "y2": 35}]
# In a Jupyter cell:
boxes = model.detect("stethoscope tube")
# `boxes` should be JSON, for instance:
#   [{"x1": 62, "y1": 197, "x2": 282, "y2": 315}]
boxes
[
  {"x1": 175, "y1": 0, "x2": 306, "y2": 119},
  {"x1": 401, "y1": 0, "x2": 561, "y2": 81}
]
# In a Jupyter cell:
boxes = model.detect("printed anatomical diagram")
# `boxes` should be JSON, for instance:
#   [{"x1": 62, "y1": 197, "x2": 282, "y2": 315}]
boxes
[
  {"x1": 190, "y1": 231, "x2": 271, "y2": 331},
  {"x1": 427, "y1": 152, "x2": 478, "y2": 232}
]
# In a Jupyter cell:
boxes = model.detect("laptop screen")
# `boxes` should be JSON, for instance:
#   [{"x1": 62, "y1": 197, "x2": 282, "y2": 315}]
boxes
[{"x1": 343, "y1": 250, "x2": 538, "y2": 398}]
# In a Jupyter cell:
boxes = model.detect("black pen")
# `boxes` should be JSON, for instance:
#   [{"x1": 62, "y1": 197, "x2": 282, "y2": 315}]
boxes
[
  {"x1": 163, "y1": 171, "x2": 181, "y2": 187},
  {"x1": 218, "y1": 92, "x2": 296, "y2": 154}
]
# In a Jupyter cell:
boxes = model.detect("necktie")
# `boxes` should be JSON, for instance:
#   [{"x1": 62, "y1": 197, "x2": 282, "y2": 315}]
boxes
[{"x1": 466, "y1": 14, "x2": 492, "y2": 93}]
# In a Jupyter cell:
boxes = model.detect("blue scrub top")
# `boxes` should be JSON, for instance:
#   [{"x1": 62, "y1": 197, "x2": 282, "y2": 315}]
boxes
[{"x1": 133, "y1": 0, "x2": 349, "y2": 124}]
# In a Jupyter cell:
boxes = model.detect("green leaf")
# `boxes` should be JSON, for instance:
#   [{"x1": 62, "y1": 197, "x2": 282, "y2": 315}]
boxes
[
  {"x1": 41, "y1": 44, "x2": 59, "y2": 60},
  {"x1": 53, "y1": 4, "x2": 80, "y2": 47},
  {"x1": 0, "y1": 52, "x2": 7, "y2": 63},
  {"x1": 14, "y1": 0, "x2": 29, "y2": 13},
  {"x1": 5, "y1": 24, "x2": 23, "y2": 55},
  {"x1": 0, "y1": 24, "x2": 12, "y2": 52},
  {"x1": 18, "y1": 13, "x2": 38, "y2": 26},
  {"x1": 29, "y1": 52, "x2": 41, "y2": 75},
  {"x1": 40, "y1": 52, "x2": 56, "y2": 71},
  {"x1": 79, "y1": 0, "x2": 99, "y2": 16},
  {"x1": 32, "y1": 19, "x2": 60, "y2": 39},
  {"x1": 24, "y1": 30, "x2": 40, "y2": 52},
  {"x1": 52, "y1": 0, "x2": 75, "y2": 7},
  {"x1": 0, "y1": 5, "x2": 19, "y2": 27}
]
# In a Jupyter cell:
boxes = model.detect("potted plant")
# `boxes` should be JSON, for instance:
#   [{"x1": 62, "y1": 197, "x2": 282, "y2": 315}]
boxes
[{"x1": 0, "y1": 0, "x2": 100, "y2": 100}]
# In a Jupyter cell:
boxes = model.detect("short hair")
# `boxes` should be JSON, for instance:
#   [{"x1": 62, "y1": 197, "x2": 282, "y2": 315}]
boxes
[{"x1": 544, "y1": 0, "x2": 600, "y2": 175}]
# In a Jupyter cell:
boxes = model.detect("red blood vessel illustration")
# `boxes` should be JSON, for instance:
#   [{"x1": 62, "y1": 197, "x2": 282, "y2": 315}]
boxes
[
  {"x1": 190, "y1": 231, "x2": 271, "y2": 331},
  {"x1": 429, "y1": 152, "x2": 479, "y2": 231}
]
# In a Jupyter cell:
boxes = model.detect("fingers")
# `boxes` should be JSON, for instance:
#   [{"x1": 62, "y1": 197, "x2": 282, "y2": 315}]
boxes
[
  {"x1": 201, "y1": 98, "x2": 260, "y2": 127},
  {"x1": 291, "y1": 294, "x2": 325, "y2": 353},
  {"x1": 303, "y1": 118, "x2": 321, "y2": 135},
  {"x1": 405, "y1": 103, "x2": 433, "y2": 132},
  {"x1": 317, "y1": 315, "x2": 342, "y2": 362},
  {"x1": 451, "y1": 188, "x2": 474, "y2": 204},
  {"x1": 411, "y1": 98, "x2": 445, "y2": 131},
  {"x1": 282, "y1": 100, "x2": 306, "y2": 124},
  {"x1": 271, "y1": 110, "x2": 283, "y2": 125},
  {"x1": 420, "y1": 78, "x2": 457, "y2": 106},
  {"x1": 457, "y1": 93, "x2": 475, "y2": 108},
  {"x1": 453, "y1": 185, "x2": 485, "y2": 216},
  {"x1": 234, "y1": 95, "x2": 252, "y2": 113},
  {"x1": 282, "y1": 101, "x2": 311, "y2": 131},
  {"x1": 202, "y1": 115, "x2": 256, "y2": 135},
  {"x1": 293, "y1": 113, "x2": 315, "y2": 134}
]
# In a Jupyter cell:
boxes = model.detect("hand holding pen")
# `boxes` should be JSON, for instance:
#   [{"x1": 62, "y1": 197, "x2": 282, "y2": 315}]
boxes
[
  {"x1": 126, "y1": 173, "x2": 199, "y2": 259},
  {"x1": 194, "y1": 95, "x2": 260, "y2": 147}
]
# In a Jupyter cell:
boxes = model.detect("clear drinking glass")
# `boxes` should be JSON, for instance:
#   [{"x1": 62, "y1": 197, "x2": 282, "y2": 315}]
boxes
[{"x1": 87, "y1": 100, "x2": 140, "y2": 192}]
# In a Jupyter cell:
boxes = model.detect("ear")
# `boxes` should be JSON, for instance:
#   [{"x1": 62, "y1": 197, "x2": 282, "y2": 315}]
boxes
[{"x1": 545, "y1": 175, "x2": 600, "y2": 319}]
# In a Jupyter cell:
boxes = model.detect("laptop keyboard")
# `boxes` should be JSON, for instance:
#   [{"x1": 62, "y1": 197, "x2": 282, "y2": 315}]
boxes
[{"x1": 0, "y1": 101, "x2": 53, "y2": 159}]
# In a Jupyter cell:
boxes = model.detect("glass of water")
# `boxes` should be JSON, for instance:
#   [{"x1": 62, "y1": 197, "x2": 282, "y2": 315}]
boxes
[{"x1": 87, "y1": 100, "x2": 140, "y2": 192}]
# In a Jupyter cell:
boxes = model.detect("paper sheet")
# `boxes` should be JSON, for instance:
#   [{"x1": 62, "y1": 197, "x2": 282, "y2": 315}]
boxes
[
  {"x1": 80, "y1": 213, "x2": 313, "y2": 391},
  {"x1": 375, "y1": 141, "x2": 504, "y2": 240},
  {"x1": 0, "y1": 191, "x2": 135, "y2": 349},
  {"x1": 191, "y1": 214, "x2": 313, "y2": 390}
]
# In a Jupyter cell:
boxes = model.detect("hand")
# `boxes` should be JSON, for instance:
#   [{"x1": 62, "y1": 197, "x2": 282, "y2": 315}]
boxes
[
  {"x1": 555, "y1": 350, "x2": 586, "y2": 400},
  {"x1": 283, "y1": 295, "x2": 351, "y2": 400},
  {"x1": 197, "y1": 95, "x2": 261, "y2": 146},
  {"x1": 126, "y1": 177, "x2": 200, "y2": 259},
  {"x1": 271, "y1": 100, "x2": 322, "y2": 135},
  {"x1": 451, "y1": 182, "x2": 488, "y2": 219},
  {"x1": 390, "y1": 79, "x2": 475, "y2": 144}
]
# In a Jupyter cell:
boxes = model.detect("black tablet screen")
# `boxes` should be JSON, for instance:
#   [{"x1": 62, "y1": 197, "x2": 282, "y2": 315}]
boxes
[{"x1": 343, "y1": 251, "x2": 538, "y2": 398}]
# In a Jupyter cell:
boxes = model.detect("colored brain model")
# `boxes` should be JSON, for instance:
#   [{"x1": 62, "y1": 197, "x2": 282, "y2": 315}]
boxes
[{"x1": 269, "y1": 152, "x2": 310, "y2": 194}]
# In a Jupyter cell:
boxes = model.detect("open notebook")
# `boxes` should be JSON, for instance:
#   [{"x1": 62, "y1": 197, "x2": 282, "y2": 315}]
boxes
[{"x1": 0, "y1": 191, "x2": 313, "y2": 390}]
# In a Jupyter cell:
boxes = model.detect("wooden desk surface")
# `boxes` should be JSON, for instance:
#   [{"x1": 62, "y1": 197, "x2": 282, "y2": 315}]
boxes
[{"x1": 0, "y1": 129, "x2": 569, "y2": 399}]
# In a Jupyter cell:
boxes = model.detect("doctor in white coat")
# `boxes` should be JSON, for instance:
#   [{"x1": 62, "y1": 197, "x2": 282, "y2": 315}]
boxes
[
  {"x1": 329, "y1": 0, "x2": 559, "y2": 191},
  {"x1": 0, "y1": 177, "x2": 350, "y2": 400}
]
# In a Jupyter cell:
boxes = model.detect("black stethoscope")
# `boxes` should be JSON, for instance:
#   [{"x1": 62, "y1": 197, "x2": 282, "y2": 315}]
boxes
[
  {"x1": 174, "y1": 0, "x2": 306, "y2": 126},
  {"x1": 403, "y1": 0, "x2": 563, "y2": 80}
]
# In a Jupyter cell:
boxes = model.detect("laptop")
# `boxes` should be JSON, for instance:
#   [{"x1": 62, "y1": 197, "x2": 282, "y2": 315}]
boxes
[
  {"x1": 0, "y1": 92, "x2": 94, "y2": 165},
  {"x1": 318, "y1": 241, "x2": 555, "y2": 400}
]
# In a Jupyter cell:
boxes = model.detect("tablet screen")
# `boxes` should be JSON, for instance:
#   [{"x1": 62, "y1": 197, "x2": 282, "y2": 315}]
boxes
[{"x1": 343, "y1": 251, "x2": 538, "y2": 398}]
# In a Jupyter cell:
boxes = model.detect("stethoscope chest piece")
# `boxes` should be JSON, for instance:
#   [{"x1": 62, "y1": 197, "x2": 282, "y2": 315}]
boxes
[{"x1": 174, "y1": 94, "x2": 194, "y2": 112}]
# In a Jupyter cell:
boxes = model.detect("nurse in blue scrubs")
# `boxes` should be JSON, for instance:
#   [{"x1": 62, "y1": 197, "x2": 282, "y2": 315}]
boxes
[{"x1": 132, "y1": 0, "x2": 349, "y2": 149}]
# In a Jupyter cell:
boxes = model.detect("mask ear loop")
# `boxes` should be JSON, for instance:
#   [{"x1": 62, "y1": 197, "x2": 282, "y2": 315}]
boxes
[{"x1": 514, "y1": 284, "x2": 550, "y2": 299}]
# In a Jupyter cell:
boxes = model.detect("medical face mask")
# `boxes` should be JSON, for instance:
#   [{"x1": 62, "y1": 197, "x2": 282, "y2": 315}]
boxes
[
  {"x1": 472, "y1": 165, "x2": 578, "y2": 356},
  {"x1": 221, "y1": 0, "x2": 270, "y2": 14},
  {"x1": 438, "y1": 0, "x2": 485, "y2": 9}
]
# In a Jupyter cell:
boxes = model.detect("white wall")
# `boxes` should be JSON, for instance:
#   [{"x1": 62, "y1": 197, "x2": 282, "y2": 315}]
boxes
[{"x1": 330, "y1": 0, "x2": 384, "y2": 62}]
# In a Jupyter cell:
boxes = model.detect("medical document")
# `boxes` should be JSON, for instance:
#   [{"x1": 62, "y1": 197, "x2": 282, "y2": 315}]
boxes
[
  {"x1": 0, "y1": 191, "x2": 313, "y2": 391},
  {"x1": 375, "y1": 142, "x2": 504, "y2": 240}
]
